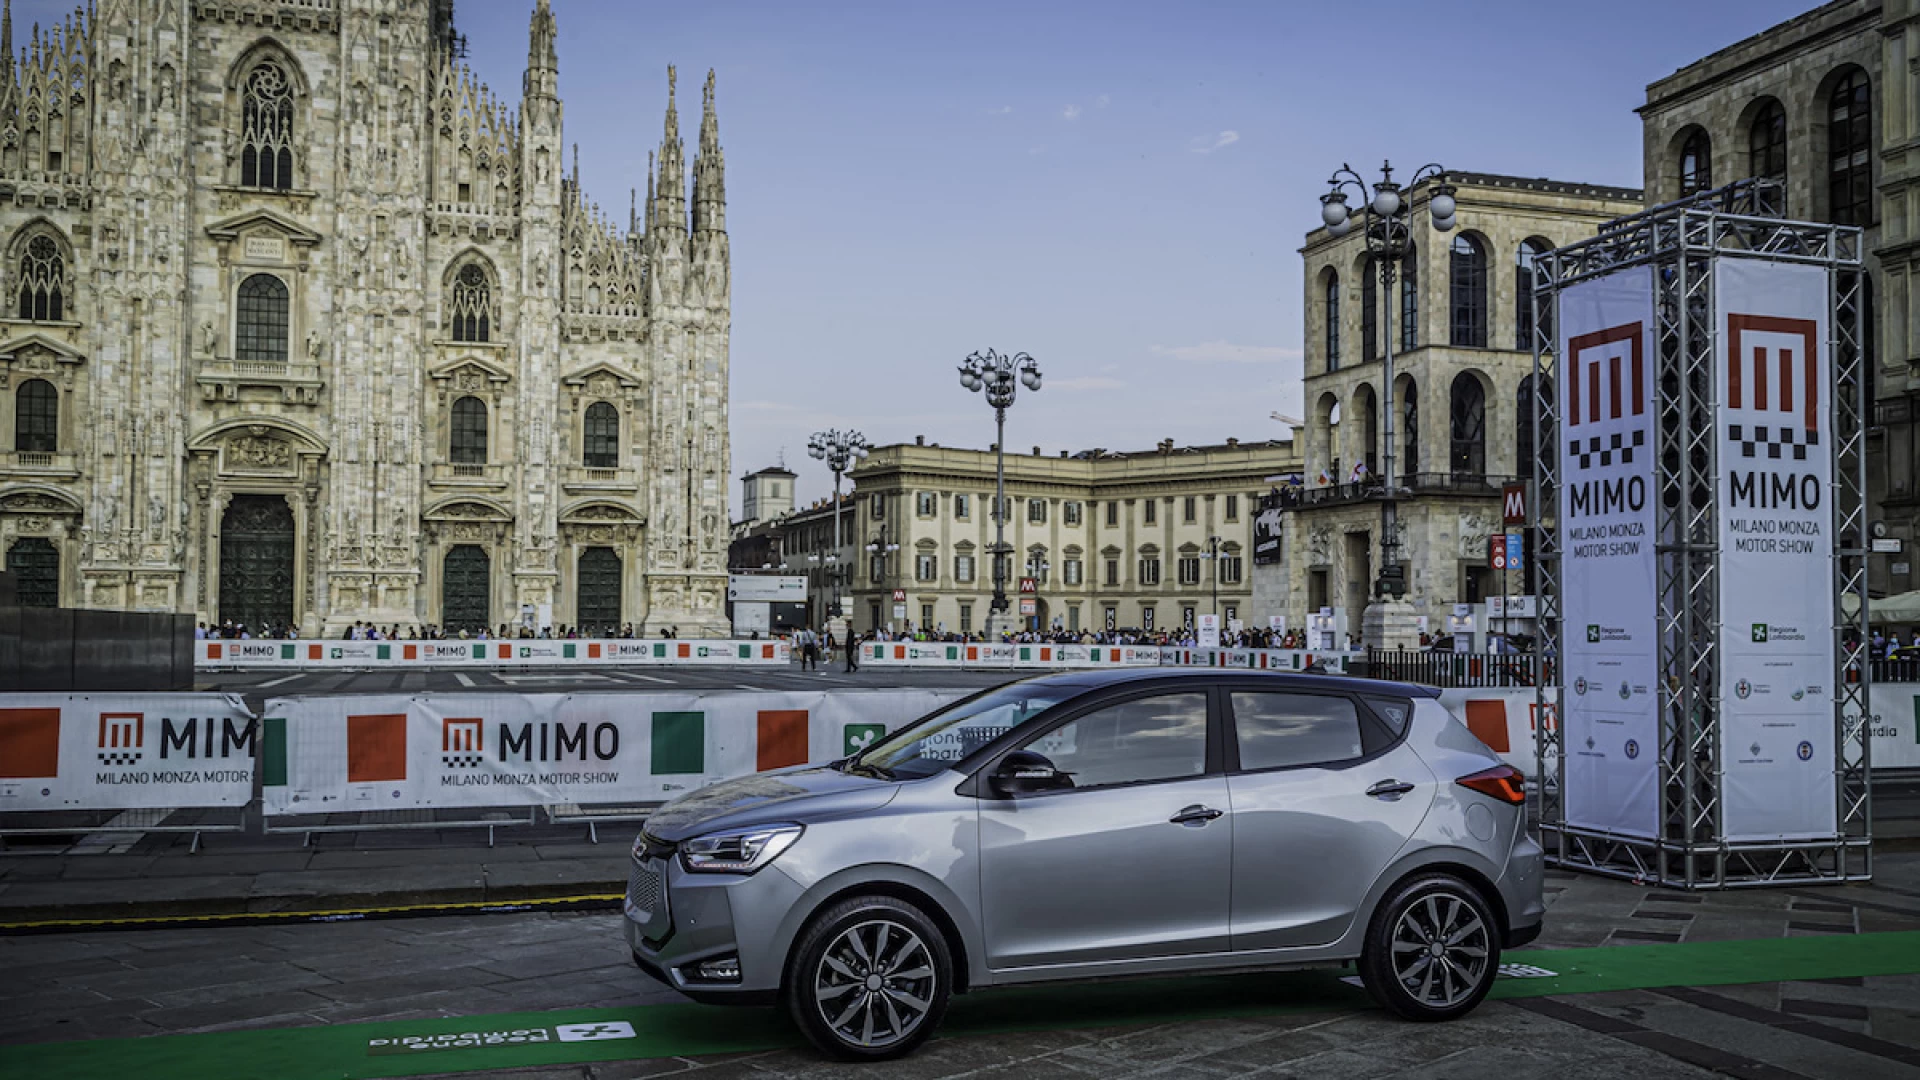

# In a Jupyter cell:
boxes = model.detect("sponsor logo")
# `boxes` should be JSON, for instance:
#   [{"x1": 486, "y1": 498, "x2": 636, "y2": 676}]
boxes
[
  {"x1": 1791, "y1": 687, "x2": 1805, "y2": 702},
  {"x1": 1587, "y1": 625, "x2": 1601, "y2": 643},
  {"x1": 366, "y1": 1025, "x2": 570, "y2": 1056},
  {"x1": 1797, "y1": 740, "x2": 1814, "y2": 761},
  {"x1": 556, "y1": 1022, "x2": 637, "y2": 1043},
  {"x1": 1616, "y1": 681, "x2": 1630, "y2": 700},
  {"x1": 442, "y1": 718, "x2": 484, "y2": 769},
  {"x1": 497, "y1": 722, "x2": 620, "y2": 763},
  {"x1": 1573, "y1": 677, "x2": 1589, "y2": 696},
  {"x1": 1750, "y1": 742, "x2": 1763, "y2": 758},
  {"x1": 1724, "y1": 313, "x2": 1819, "y2": 462},
  {"x1": 1584, "y1": 736, "x2": 1596, "y2": 751},
  {"x1": 1624, "y1": 739, "x2": 1639, "y2": 759},
  {"x1": 843, "y1": 723, "x2": 885, "y2": 756},
  {"x1": 1734, "y1": 679, "x2": 1752, "y2": 700},
  {"x1": 97, "y1": 712, "x2": 144, "y2": 767},
  {"x1": 331, "y1": 647, "x2": 345, "y2": 659},
  {"x1": 1752, "y1": 623, "x2": 1769, "y2": 643}
]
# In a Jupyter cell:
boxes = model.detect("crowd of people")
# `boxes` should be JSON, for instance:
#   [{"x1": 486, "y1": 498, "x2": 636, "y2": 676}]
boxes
[{"x1": 196, "y1": 620, "x2": 691, "y2": 641}]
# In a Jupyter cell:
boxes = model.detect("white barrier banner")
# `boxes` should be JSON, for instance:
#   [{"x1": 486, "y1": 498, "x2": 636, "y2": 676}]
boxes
[
  {"x1": 1857, "y1": 683, "x2": 1920, "y2": 770},
  {"x1": 862, "y1": 644, "x2": 1353, "y2": 672},
  {"x1": 1434, "y1": 689, "x2": 1550, "y2": 777},
  {"x1": 1558, "y1": 265, "x2": 1661, "y2": 839},
  {"x1": 0, "y1": 693, "x2": 255, "y2": 811},
  {"x1": 200, "y1": 638, "x2": 791, "y2": 669},
  {"x1": 260, "y1": 689, "x2": 971, "y2": 815},
  {"x1": 1715, "y1": 258, "x2": 1838, "y2": 841}
]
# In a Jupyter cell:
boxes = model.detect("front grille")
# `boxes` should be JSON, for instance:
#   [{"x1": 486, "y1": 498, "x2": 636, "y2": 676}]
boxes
[{"x1": 627, "y1": 859, "x2": 662, "y2": 919}]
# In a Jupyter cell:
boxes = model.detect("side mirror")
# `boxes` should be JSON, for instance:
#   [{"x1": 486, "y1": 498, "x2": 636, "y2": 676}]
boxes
[{"x1": 990, "y1": 749, "x2": 1071, "y2": 797}]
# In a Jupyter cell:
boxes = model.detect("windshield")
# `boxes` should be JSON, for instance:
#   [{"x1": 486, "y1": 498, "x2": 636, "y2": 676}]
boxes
[{"x1": 854, "y1": 683, "x2": 1069, "y2": 779}]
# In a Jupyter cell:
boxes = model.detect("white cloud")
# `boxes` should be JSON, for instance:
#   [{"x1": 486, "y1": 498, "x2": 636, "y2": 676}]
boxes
[
  {"x1": 1095, "y1": 94, "x2": 1111, "y2": 108},
  {"x1": 988, "y1": 104, "x2": 1014, "y2": 115},
  {"x1": 1150, "y1": 341, "x2": 1301, "y2": 364},
  {"x1": 1062, "y1": 103, "x2": 1082, "y2": 121},
  {"x1": 1189, "y1": 130, "x2": 1240, "y2": 154},
  {"x1": 1049, "y1": 376, "x2": 1126, "y2": 391}
]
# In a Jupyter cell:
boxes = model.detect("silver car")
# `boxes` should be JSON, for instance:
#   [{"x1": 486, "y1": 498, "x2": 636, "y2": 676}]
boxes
[{"x1": 625, "y1": 670, "x2": 1542, "y2": 1060}]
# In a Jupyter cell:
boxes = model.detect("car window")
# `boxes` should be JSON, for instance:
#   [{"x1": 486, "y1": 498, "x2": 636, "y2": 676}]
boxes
[
  {"x1": 857, "y1": 684, "x2": 1068, "y2": 779},
  {"x1": 1019, "y1": 692, "x2": 1207, "y2": 791},
  {"x1": 1229, "y1": 692, "x2": 1364, "y2": 771},
  {"x1": 1362, "y1": 695, "x2": 1413, "y2": 737}
]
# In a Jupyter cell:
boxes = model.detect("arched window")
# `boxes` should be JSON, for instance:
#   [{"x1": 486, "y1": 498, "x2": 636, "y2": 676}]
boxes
[
  {"x1": 240, "y1": 60, "x2": 295, "y2": 190},
  {"x1": 1400, "y1": 245, "x2": 1417, "y2": 351},
  {"x1": 14, "y1": 378, "x2": 56, "y2": 452},
  {"x1": 450, "y1": 396, "x2": 488, "y2": 464},
  {"x1": 1449, "y1": 234, "x2": 1486, "y2": 347},
  {"x1": 1360, "y1": 258, "x2": 1378, "y2": 363},
  {"x1": 235, "y1": 273, "x2": 289, "y2": 364},
  {"x1": 1323, "y1": 271, "x2": 1341, "y2": 372},
  {"x1": 5, "y1": 537, "x2": 58, "y2": 608},
  {"x1": 448, "y1": 263, "x2": 492, "y2": 343},
  {"x1": 1517, "y1": 375, "x2": 1554, "y2": 483},
  {"x1": 1830, "y1": 70, "x2": 1872, "y2": 226},
  {"x1": 1449, "y1": 373, "x2": 1486, "y2": 478},
  {"x1": 1748, "y1": 100, "x2": 1787, "y2": 188},
  {"x1": 1516, "y1": 238, "x2": 1552, "y2": 351},
  {"x1": 17, "y1": 234, "x2": 63, "y2": 321},
  {"x1": 1400, "y1": 378, "x2": 1420, "y2": 475},
  {"x1": 1359, "y1": 387, "x2": 1378, "y2": 478},
  {"x1": 1679, "y1": 129, "x2": 1712, "y2": 196},
  {"x1": 583, "y1": 401, "x2": 619, "y2": 468}
]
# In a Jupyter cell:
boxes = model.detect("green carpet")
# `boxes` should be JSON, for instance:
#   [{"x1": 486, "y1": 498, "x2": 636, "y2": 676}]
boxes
[{"x1": 5, "y1": 931, "x2": 1917, "y2": 1080}]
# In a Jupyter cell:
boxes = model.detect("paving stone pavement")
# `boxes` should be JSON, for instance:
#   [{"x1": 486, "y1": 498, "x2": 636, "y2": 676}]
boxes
[{"x1": 5, "y1": 854, "x2": 1920, "y2": 1077}]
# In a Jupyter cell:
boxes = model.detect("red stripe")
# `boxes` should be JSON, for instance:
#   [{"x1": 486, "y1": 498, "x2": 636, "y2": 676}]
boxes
[
  {"x1": 1777, "y1": 346, "x2": 1792, "y2": 412},
  {"x1": 1587, "y1": 361, "x2": 1601, "y2": 424},
  {"x1": 1567, "y1": 352, "x2": 1582, "y2": 424},
  {"x1": 1752, "y1": 345, "x2": 1767, "y2": 410},
  {"x1": 1608, "y1": 354, "x2": 1623, "y2": 420}
]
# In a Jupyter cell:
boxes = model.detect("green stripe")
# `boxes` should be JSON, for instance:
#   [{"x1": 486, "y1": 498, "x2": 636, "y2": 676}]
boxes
[
  {"x1": 650, "y1": 711, "x2": 704, "y2": 775},
  {"x1": 3, "y1": 931, "x2": 1917, "y2": 1080},
  {"x1": 261, "y1": 717, "x2": 287, "y2": 788}
]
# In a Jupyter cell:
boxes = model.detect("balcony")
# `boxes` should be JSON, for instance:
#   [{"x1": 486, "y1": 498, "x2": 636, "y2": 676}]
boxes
[
  {"x1": 195, "y1": 359, "x2": 324, "y2": 405},
  {"x1": 429, "y1": 462, "x2": 509, "y2": 491},
  {"x1": 0, "y1": 449, "x2": 80, "y2": 480},
  {"x1": 561, "y1": 465, "x2": 640, "y2": 496},
  {"x1": 1285, "y1": 472, "x2": 1522, "y2": 511}
]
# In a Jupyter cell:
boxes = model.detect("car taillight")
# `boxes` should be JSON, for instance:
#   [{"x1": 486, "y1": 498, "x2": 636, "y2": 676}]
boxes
[{"x1": 1456, "y1": 765, "x2": 1526, "y2": 805}]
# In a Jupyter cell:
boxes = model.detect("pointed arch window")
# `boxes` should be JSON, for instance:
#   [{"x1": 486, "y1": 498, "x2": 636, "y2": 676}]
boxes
[
  {"x1": 1679, "y1": 129, "x2": 1712, "y2": 196},
  {"x1": 1449, "y1": 373, "x2": 1486, "y2": 478},
  {"x1": 15, "y1": 378, "x2": 56, "y2": 452},
  {"x1": 1401, "y1": 379, "x2": 1420, "y2": 474},
  {"x1": 1829, "y1": 70, "x2": 1872, "y2": 227},
  {"x1": 583, "y1": 401, "x2": 619, "y2": 468},
  {"x1": 1324, "y1": 272, "x2": 1341, "y2": 372},
  {"x1": 448, "y1": 263, "x2": 493, "y2": 342},
  {"x1": 17, "y1": 234, "x2": 64, "y2": 321},
  {"x1": 1749, "y1": 100, "x2": 1787, "y2": 188},
  {"x1": 1360, "y1": 258, "x2": 1378, "y2": 362},
  {"x1": 1400, "y1": 245, "x2": 1418, "y2": 351},
  {"x1": 451, "y1": 396, "x2": 489, "y2": 464},
  {"x1": 1516, "y1": 238, "x2": 1552, "y2": 351},
  {"x1": 240, "y1": 60, "x2": 296, "y2": 190},
  {"x1": 235, "y1": 273, "x2": 289, "y2": 365},
  {"x1": 1449, "y1": 234, "x2": 1486, "y2": 347}
]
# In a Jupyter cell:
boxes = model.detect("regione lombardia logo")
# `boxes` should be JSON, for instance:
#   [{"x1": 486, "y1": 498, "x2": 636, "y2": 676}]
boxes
[
  {"x1": 1725, "y1": 314, "x2": 1819, "y2": 460},
  {"x1": 442, "y1": 717, "x2": 483, "y2": 769},
  {"x1": 1565, "y1": 321, "x2": 1647, "y2": 471}
]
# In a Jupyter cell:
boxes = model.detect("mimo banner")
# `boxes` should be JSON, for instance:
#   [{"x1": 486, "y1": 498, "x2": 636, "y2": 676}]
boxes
[
  {"x1": 199, "y1": 638, "x2": 791, "y2": 669},
  {"x1": 259, "y1": 689, "x2": 970, "y2": 815},
  {"x1": 0, "y1": 693, "x2": 256, "y2": 812}
]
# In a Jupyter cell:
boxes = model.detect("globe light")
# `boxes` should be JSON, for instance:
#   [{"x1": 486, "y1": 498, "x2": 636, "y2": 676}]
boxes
[
  {"x1": 1432, "y1": 213, "x2": 1457, "y2": 233},
  {"x1": 1429, "y1": 191, "x2": 1456, "y2": 220},
  {"x1": 808, "y1": 444, "x2": 825, "y2": 459},
  {"x1": 1320, "y1": 192, "x2": 1349, "y2": 228},
  {"x1": 1371, "y1": 185, "x2": 1401, "y2": 218},
  {"x1": 1327, "y1": 215, "x2": 1353, "y2": 238}
]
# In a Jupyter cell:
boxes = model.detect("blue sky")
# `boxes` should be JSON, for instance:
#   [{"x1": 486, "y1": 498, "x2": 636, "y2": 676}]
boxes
[{"x1": 24, "y1": 0, "x2": 1814, "y2": 514}]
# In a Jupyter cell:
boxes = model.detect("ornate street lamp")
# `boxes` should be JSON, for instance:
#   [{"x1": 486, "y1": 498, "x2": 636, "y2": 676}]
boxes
[
  {"x1": 958, "y1": 349, "x2": 1041, "y2": 624},
  {"x1": 1317, "y1": 160, "x2": 1455, "y2": 601},
  {"x1": 1024, "y1": 551, "x2": 1051, "y2": 631},
  {"x1": 866, "y1": 528, "x2": 900, "y2": 631},
  {"x1": 1200, "y1": 534, "x2": 1223, "y2": 619},
  {"x1": 807, "y1": 428, "x2": 870, "y2": 619}
]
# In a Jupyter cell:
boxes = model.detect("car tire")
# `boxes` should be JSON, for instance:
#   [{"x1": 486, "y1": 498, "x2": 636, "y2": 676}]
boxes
[
  {"x1": 784, "y1": 894, "x2": 952, "y2": 1061},
  {"x1": 1359, "y1": 873, "x2": 1502, "y2": 1021}
]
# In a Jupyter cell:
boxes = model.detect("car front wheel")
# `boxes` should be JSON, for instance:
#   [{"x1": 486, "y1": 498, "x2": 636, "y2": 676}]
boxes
[
  {"x1": 1359, "y1": 873, "x2": 1501, "y2": 1021},
  {"x1": 785, "y1": 895, "x2": 952, "y2": 1061}
]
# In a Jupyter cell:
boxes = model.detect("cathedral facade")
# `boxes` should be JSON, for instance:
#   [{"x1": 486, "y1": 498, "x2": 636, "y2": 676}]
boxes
[{"x1": 0, "y1": 0, "x2": 734, "y2": 637}]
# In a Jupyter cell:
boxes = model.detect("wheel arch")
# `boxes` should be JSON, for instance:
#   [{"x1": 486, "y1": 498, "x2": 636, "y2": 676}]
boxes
[{"x1": 778, "y1": 865, "x2": 978, "y2": 995}]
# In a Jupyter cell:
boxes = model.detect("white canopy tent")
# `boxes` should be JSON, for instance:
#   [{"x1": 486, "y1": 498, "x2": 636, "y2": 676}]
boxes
[{"x1": 1840, "y1": 590, "x2": 1920, "y2": 625}]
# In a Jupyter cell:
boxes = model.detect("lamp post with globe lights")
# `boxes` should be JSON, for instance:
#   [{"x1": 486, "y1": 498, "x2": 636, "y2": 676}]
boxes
[
  {"x1": 806, "y1": 429, "x2": 869, "y2": 620},
  {"x1": 1318, "y1": 160, "x2": 1455, "y2": 647},
  {"x1": 958, "y1": 349, "x2": 1042, "y2": 633}
]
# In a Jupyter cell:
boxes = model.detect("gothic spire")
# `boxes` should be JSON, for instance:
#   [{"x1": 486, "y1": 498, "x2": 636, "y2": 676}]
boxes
[
  {"x1": 652, "y1": 67, "x2": 686, "y2": 235},
  {"x1": 2, "y1": 1, "x2": 14, "y2": 88},
  {"x1": 523, "y1": 0, "x2": 558, "y2": 102},
  {"x1": 693, "y1": 69, "x2": 725, "y2": 234}
]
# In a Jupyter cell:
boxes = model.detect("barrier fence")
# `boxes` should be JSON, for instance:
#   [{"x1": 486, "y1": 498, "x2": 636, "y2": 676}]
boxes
[
  {"x1": 196, "y1": 637, "x2": 791, "y2": 669},
  {"x1": 861, "y1": 642, "x2": 1353, "y2": 673}
]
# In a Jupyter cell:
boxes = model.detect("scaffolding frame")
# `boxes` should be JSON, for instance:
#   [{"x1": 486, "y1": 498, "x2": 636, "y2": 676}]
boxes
[{"x1": 1529, "y1": 179, "x2": 1872, "y2": 889}]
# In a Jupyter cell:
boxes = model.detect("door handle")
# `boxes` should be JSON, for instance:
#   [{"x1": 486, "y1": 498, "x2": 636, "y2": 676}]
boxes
[
  {"x1": 1170, "y1": 804, "x2": 1224, "y2": 826},
  {"x1": 1367, "y1": 780, "x2": 1416, "y2": 800}
]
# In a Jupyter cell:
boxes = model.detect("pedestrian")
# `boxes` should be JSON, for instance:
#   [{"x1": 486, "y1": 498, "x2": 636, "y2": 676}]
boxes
[{"x1": 845, "y1": 629, "x2": 861, "y2": 672}]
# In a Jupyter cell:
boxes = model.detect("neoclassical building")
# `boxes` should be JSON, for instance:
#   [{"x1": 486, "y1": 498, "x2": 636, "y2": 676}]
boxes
[{"x1": 0, "y1": 0, "x2": 733, "y2": 636}]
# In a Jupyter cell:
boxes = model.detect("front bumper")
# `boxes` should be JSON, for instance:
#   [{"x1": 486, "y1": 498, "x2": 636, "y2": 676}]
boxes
[{"x1": 622, "y1": 848, "x2": 805, "y2": 1003}]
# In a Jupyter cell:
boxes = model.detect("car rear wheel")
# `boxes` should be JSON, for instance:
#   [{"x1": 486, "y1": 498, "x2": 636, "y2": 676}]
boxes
[
  {"x1": 785, "y1": 895, "x2": 952, "y2": 1061},
  {"x1": 1359, "y1": 873, "x2": 1501, "y2": 1021}
]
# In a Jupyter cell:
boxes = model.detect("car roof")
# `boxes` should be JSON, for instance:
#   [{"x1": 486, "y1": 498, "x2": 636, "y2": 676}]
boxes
[{"x1": 1012, "y1": 666, "x2": 1441, "y2": 699}]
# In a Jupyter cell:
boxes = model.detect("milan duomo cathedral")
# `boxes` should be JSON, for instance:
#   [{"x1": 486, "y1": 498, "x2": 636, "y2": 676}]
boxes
[{"x1": 0, "y1": 0, "x2": 735, "y2": 637}]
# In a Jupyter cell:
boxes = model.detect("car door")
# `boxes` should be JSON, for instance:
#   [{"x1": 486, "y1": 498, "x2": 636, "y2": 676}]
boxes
[
  {"x1": 977, "y1": 689, "x2": 1231, "y2": 970},
  {"x1": 1224, "y1": 688, "x2": 1435, "y2": 951}
]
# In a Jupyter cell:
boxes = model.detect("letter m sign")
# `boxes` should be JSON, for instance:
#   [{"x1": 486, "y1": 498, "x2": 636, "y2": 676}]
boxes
[{"x1": 1502, "y1": 483, "x2": 1527, "y2": 527}]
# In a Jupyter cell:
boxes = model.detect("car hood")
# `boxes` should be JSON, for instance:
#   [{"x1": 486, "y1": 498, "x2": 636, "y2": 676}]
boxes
[{"x1": 642, "y1": 765, "x2": 899, "y2": 842}]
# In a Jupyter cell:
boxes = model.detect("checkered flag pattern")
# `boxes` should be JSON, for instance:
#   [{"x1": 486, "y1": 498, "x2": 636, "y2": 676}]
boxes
[
  {"x1": 442, "y1": 754, "x2": 484, "y2": 769},
  {"x1": 1728, "y1": 423, "x2": 1815, "y2": 461},
  {"x1": 1569, "y1": 429, "x2": 1646, "y2": 470},
  {"x1": 97, "y1": 751, "x2": 141, "y2": 766}
]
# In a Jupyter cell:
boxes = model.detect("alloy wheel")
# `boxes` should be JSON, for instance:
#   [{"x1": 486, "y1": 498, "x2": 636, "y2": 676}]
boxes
[
  {"x1": 812, "y1": 918, "x2": 937, "y2": 1050},
  {"x1": 1388, "y1": 891, "x2": 1491, "y2": 1009}
]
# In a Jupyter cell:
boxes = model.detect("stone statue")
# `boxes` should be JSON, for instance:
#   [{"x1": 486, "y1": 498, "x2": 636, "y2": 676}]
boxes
[
  {"x1": 199, "y1": 321, "x2": 216, "y2": 356},
  {"x1": 148, "y1": 495, "x2": 166, "y2": 535},
  {"x1": 307, "y1": 329, "x2": 324, "y2": 361}
]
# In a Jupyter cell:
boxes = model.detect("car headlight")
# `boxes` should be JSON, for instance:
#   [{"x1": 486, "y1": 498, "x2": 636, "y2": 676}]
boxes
[{"x1": 679, "y1": 824, "x2": 803, "y2": 874}]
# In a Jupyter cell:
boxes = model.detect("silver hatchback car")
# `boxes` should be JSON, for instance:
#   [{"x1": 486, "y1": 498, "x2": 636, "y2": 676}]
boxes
[{"x1": 625, "y1": 670, "x2": 1542, "y2": 1060}]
